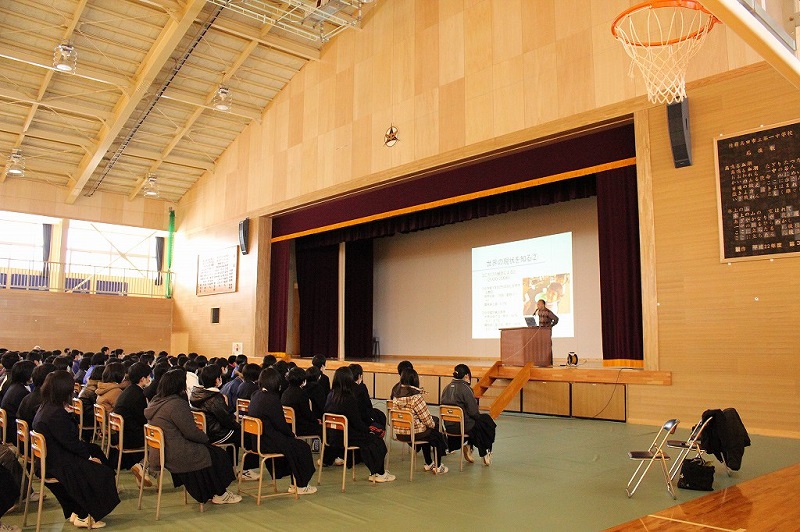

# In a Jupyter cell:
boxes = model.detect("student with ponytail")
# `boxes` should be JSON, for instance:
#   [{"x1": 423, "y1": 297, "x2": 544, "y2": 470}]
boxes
[{"x1": 440, "y1": 364, "x2": 497, "y2": 465}]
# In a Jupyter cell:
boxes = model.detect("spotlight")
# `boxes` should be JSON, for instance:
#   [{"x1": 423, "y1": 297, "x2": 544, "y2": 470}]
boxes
[
  {"x1": 211, "y1": 86, "x2": 232, "y2": 112},
  {"x1": 53, "y1": 43, "x2": 77, "y2": 73},
  {"x1": 6, "y1": 149, "x2": 25, "y2": 177}
]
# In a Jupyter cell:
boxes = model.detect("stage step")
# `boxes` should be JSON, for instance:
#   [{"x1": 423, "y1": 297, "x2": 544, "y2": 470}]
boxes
[{"x1": 474, "y1": 363, "x2": 532, "y2": 419}]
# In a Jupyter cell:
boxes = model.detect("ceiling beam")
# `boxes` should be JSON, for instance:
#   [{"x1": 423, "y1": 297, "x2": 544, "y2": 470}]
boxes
[
  {"x1": 0, "y1": 47, "x2": 130, "y2": 90},
  {"x1": 65, "y1": 0, "x2": 207, "y2": 204},
  {"x1": 207, "y1": 18, "x2": 320, "y2": 61},
  {"x1": 124, "y1": 145, "x2": 215, "y2": 171},
  {"x1": 159, "y1": 87, "x2": 262, "y2": 121},
  {"x1": 0, "y1": 86, "x2": 109, "y2": 122},
  {"x1": 0, "y1": 123, "x2": 95, "y2": 151}
]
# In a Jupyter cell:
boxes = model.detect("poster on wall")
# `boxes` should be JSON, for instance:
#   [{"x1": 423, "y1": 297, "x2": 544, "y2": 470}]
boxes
[
  {"x1": 715, "y1": 120, "x2": 800, "y2": 262},
  {"x1": 196, "y1": 247, "x2": 238, "y2": 295}
]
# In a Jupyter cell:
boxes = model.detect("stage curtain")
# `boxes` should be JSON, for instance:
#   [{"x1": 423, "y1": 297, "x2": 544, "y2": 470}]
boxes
[
  {"x1": 596, "y1": 166, "x2": 644, "y2": 362},
  {"x1": 268, "y1": 240, "x2": 290, "y2": 353},
  {"x1": 344, "y1": 239, "x2": 374, "y2": 359},
  {"x1": 296, "y1": 244, "x2": 339, "y2": 358},
  {"x1": 298, "y1": 174, "x2": 597, "y2": 248}
]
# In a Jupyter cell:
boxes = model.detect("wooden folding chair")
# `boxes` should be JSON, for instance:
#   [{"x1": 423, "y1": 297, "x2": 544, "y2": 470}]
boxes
[
  {"x1": 667, "y1": 416, "x2": 713, "y2": 481},
  {"x1": 137, "y1": 424, "x2": 204, "y2": 520},
  {"x1": 440, "y1": 404, "x2": 467, "y2": 471},
  {"x1": 192, "y1": 410, "x2": 238, "y2": 473},
  {"x1": 318, "y1": 413, "x2": 372, "y2": 492},
  {"x1": 93, "y1": 403, "x2": 108, "y2": 452},
  {"x1": 16, "y1": 419, "x2": 33, "y2": 504},
  {"x1": 23, "y1": 431, "x2": 87, "y2": 531},
  {"x1": 626, "y1": 419, "x2": 679, "y2": 499},
  {"x1": 388, "y1": 408, "x2": 435, "y2": 481},
  {"x1": 237, "y1": 415, "x2": 297, "y2": 504},
  {"x1": 235, "y1": 398, "x2": 250, "y2": 422},
  {"x1": 107, "y1": 412, "x2": 145, "y2": 488}
]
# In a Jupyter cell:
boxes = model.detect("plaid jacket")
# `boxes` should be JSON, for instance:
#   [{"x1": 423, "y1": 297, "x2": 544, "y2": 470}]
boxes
[{"x1": 392, "y1": 387, "x2": 435, "y2": 435}]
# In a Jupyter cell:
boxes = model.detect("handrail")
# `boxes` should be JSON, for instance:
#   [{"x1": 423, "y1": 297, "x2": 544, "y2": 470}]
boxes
[{"x1": 0, "y1": 258, "x2": 173, "y2": 299}]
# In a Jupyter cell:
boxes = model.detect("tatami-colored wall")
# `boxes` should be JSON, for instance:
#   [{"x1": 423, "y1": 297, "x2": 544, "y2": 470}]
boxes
[
  {"x1": 627, "y1": 64, "x2": 800, "y2": 437},
  {"x1": 177, "y1": 0, "x2": 762, "y2": 232}
]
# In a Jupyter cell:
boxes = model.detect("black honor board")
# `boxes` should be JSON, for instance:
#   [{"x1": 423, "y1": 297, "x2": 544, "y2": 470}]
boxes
[{"x1": 715, "y1": 120, "x2": 800, "y2": 261}]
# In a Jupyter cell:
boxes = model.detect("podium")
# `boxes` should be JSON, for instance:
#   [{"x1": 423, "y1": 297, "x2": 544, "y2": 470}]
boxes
[{"x1": 500, "y1": 327, "x2": 552, "y2": 367}]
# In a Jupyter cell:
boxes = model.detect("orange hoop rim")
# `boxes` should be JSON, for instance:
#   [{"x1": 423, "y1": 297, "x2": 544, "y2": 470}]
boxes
[{"x1": 611, "y1": 0, "x2": 721, "y2": 47}]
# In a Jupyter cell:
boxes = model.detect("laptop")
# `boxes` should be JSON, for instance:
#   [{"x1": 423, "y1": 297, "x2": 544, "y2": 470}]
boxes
[{"x1": 524, "y1": 316, "x2": 537, "y2": 327}]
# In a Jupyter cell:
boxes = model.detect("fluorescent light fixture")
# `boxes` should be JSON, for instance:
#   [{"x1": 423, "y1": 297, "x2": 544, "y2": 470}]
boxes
[
  {"x1": 53, "y1": 43, "x2": 77, "y2": 73},
  {"x1": 212, "y1": 86, "x2": 232, "y2": 112},
  {"x1": 6, "y1": 149, "x2": 25, "y2": 177}
]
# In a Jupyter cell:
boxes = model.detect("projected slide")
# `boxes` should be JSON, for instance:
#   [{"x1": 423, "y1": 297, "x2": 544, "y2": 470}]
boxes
[{"x1": 472, "y1": 232, "x2": 574, "y2": 339}]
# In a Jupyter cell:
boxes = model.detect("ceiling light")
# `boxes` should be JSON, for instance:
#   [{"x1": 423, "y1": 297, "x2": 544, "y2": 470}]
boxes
[
  {"x1": 211, "y1": 86, "x2": 232, "y2": 112},
  {"x1": 6, "y1": 149, "x2": 25, "y2": 177},
  {"x1": 53, "y1": 43, "x2": 77, "y2": 73},
  {"x1": 143, "y1": 174, "x2": 159, "y2": 198}
]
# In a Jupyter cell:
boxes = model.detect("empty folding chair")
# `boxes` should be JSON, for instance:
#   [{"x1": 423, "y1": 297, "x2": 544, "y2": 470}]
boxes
[
  {"x1": 626, "y1": 418, "x2": 679, "y2": 499},
  {"x1": 667, "y1": 416, "x2": 712, "y2": 481}
]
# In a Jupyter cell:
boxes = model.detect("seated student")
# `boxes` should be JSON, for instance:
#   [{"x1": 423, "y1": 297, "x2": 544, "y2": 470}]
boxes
[
  {"x1": 261, "y1": 354, "x2": 277, "y2": 369},
  {"x1": 82, "y1": 352, "x2": 106, "y2": 385},
  {"x1": 111, "y1": 362, "x2": 152, "y2": 487},
  {"x1": 18, "y1": 362, "x2": 56, "y2": 427},
  {"x1": 184, "y1": 359, "x2": 200, "y2": 398},
  {"x1": 73, "y1": 356, "x2": 92, "y2": 384},
  {"x1": 349, "y1": 364, "x2": 386, "y2": 435},
  {"x1": 219, "y1": 364, "x2": 244, "y2": 411},
  {"x1": 235, "y1": 363, "x2": 261, "y2": 401},
  {"x1": 189, "y1": 365, "x2": 243, "y2": 457},
  {"x1": 390, "y1": 360, "x2": 414, "y2": 399},
  {"x1": 392, "y1": 368, "x2": 448, "y2": 474},
  {"x1": 247, "y1": 368, "x2": 317, "y2": 495},
  {"x1": 311, "y1": 355, "x2": 330, "y2": 397},
  {"x1": 303, "y1": 367, "x2": 326, "y2": 420},
  {"x1": 145, "y1": 369, "x2": 241, "y2": 505},
  {"x1": 324, "y1": 367, "x2": 395, "y2": 482},
  {"x1": 143, "y1": 362, "x2": 169, "y2": 402},
  {"x1": 96, "y1": 362, "x2": 127, "y2": 413},
  {"x1": 0, "y1": 360, "x2": 35, "y2": 442},
  {"x1": 281, "y1": 367, "x2": 321, "y2": 437},
  {"x1": 33, "y1": 370, "x2": 120, "y2": 528},
  {"x1": 0, "y1": 352, "x2": 21, "y2": 402},
  {"x1": 440, "y1": 364, "x2": 497, "y2": 465}
]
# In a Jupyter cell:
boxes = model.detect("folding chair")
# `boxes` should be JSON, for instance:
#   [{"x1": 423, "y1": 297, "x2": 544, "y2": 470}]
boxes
[
  {"x1": 192, "y1": 410, "x2": 238, "y2": 473},
  {"x1": 0, "y1": 407, "x2": 7, "y2": 444},
  {"x1": 107, "y1": 412, "x2": 145, "y2": 488},
  {"x1": 439, "y1": 404, "x2": 468, "y2": 471},
  {"x1": 93, "y1": 403, "x2": 108, "y2": 452},
  {"x1": 388, "y1": 408, "x2": 435, "y2": 481},
  {"x1": 71, "y1": 398, "x2": 93, "y2": 442},
  {"x1": 137, "y1": 424, "x2": 204, "y2": 520},
  {"x1": 235, "y1": 398, "x2": 250, "y2": 422},
  {"x1": 16, "y1": 419, "x2": 33, "y2": 504},
  {"x1": 282, "y1": 405, "x2": 320, "y2": 447},
  {"x1": 237, "y1": 415, "x2": 297, "y2": 504},
  {"x1": 23, "y1": 431, "x2": 88, "y2": 531},
  {"x1": 318, "y1": 413, "x2": 373, "y2": 492},
  {"x1": 667, "y1": 416, "x2": 713, "y2": 481},
  {"x1": 626, "y1": 419, "x2": 679, "y2": 499}
]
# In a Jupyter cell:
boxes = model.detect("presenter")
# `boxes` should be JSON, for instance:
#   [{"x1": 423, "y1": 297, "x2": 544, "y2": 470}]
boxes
[{"x1": 534, "y1": 299, "x2": 559, "y2": 328}]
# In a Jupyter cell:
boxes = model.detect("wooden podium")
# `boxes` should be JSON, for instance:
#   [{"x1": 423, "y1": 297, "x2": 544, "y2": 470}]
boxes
[{"x1": 500, "y1": 327, "x2": 552, "y2": 367}]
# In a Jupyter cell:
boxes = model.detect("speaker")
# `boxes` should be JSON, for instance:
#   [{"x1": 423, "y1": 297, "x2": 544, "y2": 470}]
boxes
[
  {"x1": 238, "y1": 218, "x2": 250, "y2": 255},
  {"x1": 667, "y1": 98, "x2": 692, "y2": 168},
  {"x1": 211, "y1": 307, "x2": 220, "y2": 324}
]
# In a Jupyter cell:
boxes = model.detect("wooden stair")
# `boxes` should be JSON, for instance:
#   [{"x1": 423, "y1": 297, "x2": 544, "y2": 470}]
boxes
[{"x1": 473, "y1": 362, "x2": 533, "y2": 419}]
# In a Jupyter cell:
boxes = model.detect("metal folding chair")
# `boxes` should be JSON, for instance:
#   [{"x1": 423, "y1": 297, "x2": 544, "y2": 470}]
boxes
[
  {"x1": 667, "y1": 416, "x2": 713, "y2": 481},
  {"x1": 388, "y1": 408, "x2": 434, "y2": 481},
  {"x1": 237, "y1": 415, "x2": 297, "y2": 504},
  {"x1": 626, "y1": 418, "x2": 679, "y2": 499},
  {"x1": 439, "y1": 404, "x2": 468, "y2": 471}
]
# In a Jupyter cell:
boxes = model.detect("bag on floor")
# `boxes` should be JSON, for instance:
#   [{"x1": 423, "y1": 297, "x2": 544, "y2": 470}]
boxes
[{"x1": 677, "y1": 456, "x2": 715, "y2": 491}]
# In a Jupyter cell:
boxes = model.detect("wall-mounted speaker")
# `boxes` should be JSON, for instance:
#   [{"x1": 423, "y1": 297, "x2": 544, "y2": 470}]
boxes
[
  {"x1": 211, "y1": 307, "x2": 220, "y2": 324},
  {"x1": 667, "y1": 98, "x2": 692, "y2": 168},
  {"x1": 239, "y1": 218, "x2": 250, "y2": 255}
]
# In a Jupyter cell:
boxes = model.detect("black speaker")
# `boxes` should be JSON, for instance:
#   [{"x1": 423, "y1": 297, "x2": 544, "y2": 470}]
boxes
[
  {"x1": 667, "y1": 98, "x2": 692, "y2": 168},
  {"x1": 211, "y1": 307, "x2": 220, "y2": 324},
  {"x1": 239, "y1": 218, "x2": 250, "y2": 255}
]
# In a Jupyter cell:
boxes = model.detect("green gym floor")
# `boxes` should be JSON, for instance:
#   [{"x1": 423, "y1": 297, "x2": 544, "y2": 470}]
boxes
[{"x1": 5, "y1": 409, "x2": 799, "y2": 531}]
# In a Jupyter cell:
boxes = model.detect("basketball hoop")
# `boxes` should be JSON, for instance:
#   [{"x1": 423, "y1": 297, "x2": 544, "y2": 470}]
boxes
[{"x1": 611, "y1": 0, "x2": 720, "y2": 105}]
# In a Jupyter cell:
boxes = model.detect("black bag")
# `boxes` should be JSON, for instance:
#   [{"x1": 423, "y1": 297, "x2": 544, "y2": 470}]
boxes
[{"x1": 677, "y1": 456, "x2": 715, "y2": 491}]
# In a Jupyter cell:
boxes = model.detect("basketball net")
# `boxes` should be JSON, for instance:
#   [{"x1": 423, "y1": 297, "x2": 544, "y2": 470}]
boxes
[{"x1": 612, "y1": 1, "x2": 719, "y2": 105}]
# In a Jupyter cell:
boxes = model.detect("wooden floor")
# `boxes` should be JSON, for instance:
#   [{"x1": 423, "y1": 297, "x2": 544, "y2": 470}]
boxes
[{"x1": 607, "y1": 463, "x2": 800, "y2": 531}]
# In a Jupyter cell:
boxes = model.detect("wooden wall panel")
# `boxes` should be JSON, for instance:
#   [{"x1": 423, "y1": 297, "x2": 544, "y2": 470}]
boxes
[
  {"x1": 572, "y1": 383, "x2": 625, "y2": 421},
  {"x1": 522, "y1": 381, "x2": 570, "y2": 416},
  {"x1": 0, "y1": 290, "x2": 171, "y2": 352}
]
